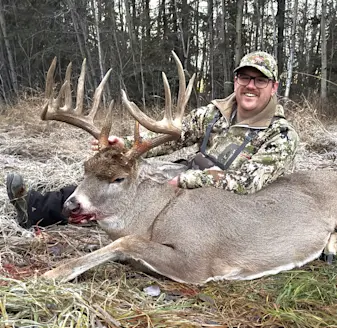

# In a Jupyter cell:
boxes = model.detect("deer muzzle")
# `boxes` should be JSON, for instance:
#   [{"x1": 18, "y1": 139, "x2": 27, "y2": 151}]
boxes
[
  {"x1": 63, "y1": 196, "x2": 81, "y2": 218},
  {"x1": 63, "y1": 196, "x2": 97, "y2": 224}
]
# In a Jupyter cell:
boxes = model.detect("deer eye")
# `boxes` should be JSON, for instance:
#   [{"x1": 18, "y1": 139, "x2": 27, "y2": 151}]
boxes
[{"x1": 113, "y1": 178, "x2": 125, "y2": 183}]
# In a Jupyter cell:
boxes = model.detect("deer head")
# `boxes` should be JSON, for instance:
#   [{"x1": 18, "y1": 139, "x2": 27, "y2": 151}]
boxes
[{"x1": 42, "y1": 52, "x2": 195, "y2": 225}]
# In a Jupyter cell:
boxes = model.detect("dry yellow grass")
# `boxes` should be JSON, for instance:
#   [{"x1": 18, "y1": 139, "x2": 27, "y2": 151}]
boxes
[{"x1": 1, "y1": 96, "x2": 337, "y2": 327}]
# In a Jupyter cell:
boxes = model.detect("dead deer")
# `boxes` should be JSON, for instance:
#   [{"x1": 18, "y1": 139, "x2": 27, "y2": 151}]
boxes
[{"x1": 41, "y1": 52, "x2": 337, "y2": 284}]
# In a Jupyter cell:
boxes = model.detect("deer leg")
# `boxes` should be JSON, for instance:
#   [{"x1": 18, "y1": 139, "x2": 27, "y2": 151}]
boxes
[
  {"x1": 323, "y1": 232, "x2": 337, "y2": 264},
  {"x1": 43, "y1": 239, "x2": 127, "y2": 282},
  {"x1": 43, "y1": 235, "x2": 202, "y2": 283}
]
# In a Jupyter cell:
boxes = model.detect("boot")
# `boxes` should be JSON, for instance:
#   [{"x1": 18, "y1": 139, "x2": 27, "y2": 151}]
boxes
[{"x1": 6, "y1": 173, "x2": 33, "y2": 229}]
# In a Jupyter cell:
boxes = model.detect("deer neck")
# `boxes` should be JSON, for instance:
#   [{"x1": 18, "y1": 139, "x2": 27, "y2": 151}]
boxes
[{"x1": 98, "y1": 159, "x2": 187, "y2": 240}]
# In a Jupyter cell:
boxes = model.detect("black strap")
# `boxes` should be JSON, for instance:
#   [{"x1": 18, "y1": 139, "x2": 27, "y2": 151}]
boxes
[
  {"x1": 198, "y1": 129, "x2": 259, "y2": 170},
  {"x1": 198, "y1": 111, "x2": 260, "y2": 170},
  {"x1": 198, "y1": 111, "x2": 283, "y2": 170},
  {"x1": 222, "y1": 130, "x2": 258, "y2": 170},
  {"x1": 200, "y1": 112, "x2": 221, "y2": 154},
  {"x1": 221, "y1": 116, "x2": 282, "y2": 169}
]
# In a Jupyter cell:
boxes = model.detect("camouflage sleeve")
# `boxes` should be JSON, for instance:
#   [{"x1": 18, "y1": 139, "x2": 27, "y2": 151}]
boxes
[
  {"x1": 178, "y1": 125, "x2": 299, "y2": 194},
  {"x1": 123, "y1": 104, "x2": 216, "y2": 157}
]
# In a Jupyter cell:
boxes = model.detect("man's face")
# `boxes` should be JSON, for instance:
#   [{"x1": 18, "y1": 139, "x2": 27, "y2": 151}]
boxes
[{"x1": 234, "y1": 67, "x2": 279, "y2": 119}]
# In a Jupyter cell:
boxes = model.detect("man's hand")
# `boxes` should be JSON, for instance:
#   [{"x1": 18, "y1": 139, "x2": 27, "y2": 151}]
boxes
[
  {"x1": 205, "y1": 169, "x2": 225, "y2": 182},
  {"x1": 168, "y1": 176, "x2": 179, "y2": 187},
  {"x1": 91, "y1": 136, "x2": 125, "y2": 151}
]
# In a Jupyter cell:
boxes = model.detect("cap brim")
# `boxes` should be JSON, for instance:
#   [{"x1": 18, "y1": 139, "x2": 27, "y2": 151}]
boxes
[{"x1": 233, "y1": 64, "x2": 275, "y2": 80}]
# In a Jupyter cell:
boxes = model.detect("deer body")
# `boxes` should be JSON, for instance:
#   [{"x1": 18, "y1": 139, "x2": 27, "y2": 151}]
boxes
[
  {"x1": 45, "y1": 161, "x2": 337, "y2": 284},
  {"x1": 41, "y1": 53, "x2": 337, "y2": 284}
]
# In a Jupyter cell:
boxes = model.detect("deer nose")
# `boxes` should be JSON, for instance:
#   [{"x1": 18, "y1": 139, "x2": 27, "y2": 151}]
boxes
[{"x1": 63, "y1": 196, "x2": 81, "y2": 217}]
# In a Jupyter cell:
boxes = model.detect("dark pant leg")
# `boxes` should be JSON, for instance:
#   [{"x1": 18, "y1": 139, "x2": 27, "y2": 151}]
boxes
[{"x1": 27, "y1": 185, "x2": 77, "y2": 227}]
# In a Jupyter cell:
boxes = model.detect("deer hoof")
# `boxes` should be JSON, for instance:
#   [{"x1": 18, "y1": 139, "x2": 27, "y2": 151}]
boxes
[
  {"x1": 325, "y1": 253, "x2": 334, "y2": 265},
  {"x1": 43, "y1": 268, "x2": 65, "y2": 280}
]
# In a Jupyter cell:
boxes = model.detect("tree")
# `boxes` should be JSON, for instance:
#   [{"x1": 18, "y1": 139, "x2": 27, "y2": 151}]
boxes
[
  {"x1": 0, "y1": 0, "x2": 336, "y2": 108},
  {"x1": 321, "y1": 0, "x2": 327, "y2": 99},
  {"x1": 235, "y1": 0, "x2": 244, "y2": 66},
  {"x1": 284, "y1": 0, "x2": 298, "y2": 98},
  {"x1": 276, "y1": 0, "x2": 285, "y2": 79},
  {"x1": 0, "y1": 0, "x2": 18, "y2": 97}
]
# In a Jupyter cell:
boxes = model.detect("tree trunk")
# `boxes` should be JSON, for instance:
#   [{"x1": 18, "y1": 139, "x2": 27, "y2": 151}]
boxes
[
  {"x1": 308, "y1": 0, "x2": 319, "y2": 80},
  {"x1": 143, "y1": 0, "x2": 150, "y2": 42},
  {"x1": 297, "y1": 0, "x2": 308, "y2": 90},
  {"x1": 327, "y1": 0, "x2": 337, "y2": 86},
  {"x1": 220, "y1": 0, "x2": 232, "y2": 96},
  {"x1": 91, "y1": 0, "x2": 111, "y2": 100},
  {"x1": 124, "y1": 0, "x2": 142, "y2": 99},
  {"x1": 194, "y1": 0, "x2": 200, "y2": 75},
  {"x1": 284, "y1": 0, "x2": 298, "y2": 98},
  {"x1": 276, "y1": 0, "x2": 285, "y2": 78},
  {"x1": 0, "y1": 0, "x2": 18, "y2": 95},
  {"x1": 173, "y1": 0, "x2": 189, "y2": 68},
  {"x1": 92, "y1": 0, "x2": 104, "y2": 80},
  {"x1": 321, "y1": 0, "x2": 327, "y2": 99},
  {"x1": 208, "y1": 0, "x2": 214, "y2": 99},
  {"x1": 254, "y1": 0, "x2": 260, "y2": 50},
  {"x1": 260, "y1": 0, "x2": 265, "y2": 49},
  {"x1": 270, "y1": 0, "x2": 278, "y2": 58},
  {"x1": 107, "y1": 0, "x2": 126, "y2": 91},
  {"x1": 66, "y1": 0, "x2": 95, "y2": 91},
  {"x1": 235, "y1": 0, "x2": 244, "y2": 66}
]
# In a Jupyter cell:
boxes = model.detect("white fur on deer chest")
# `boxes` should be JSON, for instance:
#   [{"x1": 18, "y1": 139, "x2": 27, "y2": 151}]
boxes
[{"x1": 98, "y1": 216, "x2": 126, "y2": 240}]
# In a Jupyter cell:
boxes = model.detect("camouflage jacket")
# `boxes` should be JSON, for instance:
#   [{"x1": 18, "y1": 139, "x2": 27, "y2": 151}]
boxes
[{"x1": 125, "y1": 93, "x2": 299, "y2": 194}]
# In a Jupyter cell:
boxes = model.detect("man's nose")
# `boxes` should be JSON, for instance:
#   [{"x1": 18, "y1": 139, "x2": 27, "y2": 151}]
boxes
[{"x1": 246, "y1": 78, "x2": 256, "y2": 88}]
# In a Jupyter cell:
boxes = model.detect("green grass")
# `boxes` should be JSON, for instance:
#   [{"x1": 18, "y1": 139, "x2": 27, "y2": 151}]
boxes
[{"x1": 1, "y1": 260, "x2": 336, "y2": 328}]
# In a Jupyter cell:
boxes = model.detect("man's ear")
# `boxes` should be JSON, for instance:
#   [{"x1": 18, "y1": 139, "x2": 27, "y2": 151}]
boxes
[
  {"x1": 234, "y1": 76, "x2": 239, "y2": 92},
  {"x1": 272, "y1": 81, "x2": 279, "y2": 94}
]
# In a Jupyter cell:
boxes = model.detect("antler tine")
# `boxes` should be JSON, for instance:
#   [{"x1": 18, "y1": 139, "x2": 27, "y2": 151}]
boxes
[
  {"x1": 125, "y1": 121, "x2": 177, "y2": 159},
  {"x1": 171, "y1": 51, "x2": 196, "y2": 127},
  {"x1": 41, "y1": 57, "x2": 113, "y2": 144},
  {"x1": 178, "y1": 72, "x2": 196, "y2": 122},
  {"x1": 74, "y1": 59, "x2": 86, "y2": 115},
  {"x1": 121, "y1": 90, "x2": 179, "y2": 135},
  {"x1": 98, "y1": 99, "x2": 114, "y2": 149},
  {"x1": 121, "y1": 52, "x2": 193, "y2": 137},
  {"x1": 162, "y1": 71, "x2": 173, "y2": 123},
  {"x1": 45, "y1": 57, "x2": 57, "y2": 99},
  {"x1": 63, "y1": 62, "x2": 73, "y2": 111},
  {"x1": 87, "y1": 68, "x2": 113, "y2": 121},
  {"x1": 172, "y1": 51, "x2": 186, "y2": 112},
  {"x1": 123, "y1": 51, "x2": 194, "y2": 159}
]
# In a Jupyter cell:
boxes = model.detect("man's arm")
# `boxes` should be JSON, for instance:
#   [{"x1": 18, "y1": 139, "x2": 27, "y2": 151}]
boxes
[{"x1": 177, "y1": 124, "x2": 299, "y2": 194}]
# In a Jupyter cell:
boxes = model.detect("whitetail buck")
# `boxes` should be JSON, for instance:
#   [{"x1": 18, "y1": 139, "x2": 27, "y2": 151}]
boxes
[{"x1": 41, "y1": 52, "x2": 337, "y2": 284}]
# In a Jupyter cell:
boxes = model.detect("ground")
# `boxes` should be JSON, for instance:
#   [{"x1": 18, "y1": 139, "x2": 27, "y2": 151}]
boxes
[{"x1": 0, "y1": 97, "x2": 337, "y2": 327}]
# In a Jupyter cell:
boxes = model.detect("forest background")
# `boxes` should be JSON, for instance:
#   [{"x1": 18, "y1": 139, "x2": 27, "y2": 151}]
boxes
[{"x1": 0, "y1": 0, "x2": 336, "y2": 113}]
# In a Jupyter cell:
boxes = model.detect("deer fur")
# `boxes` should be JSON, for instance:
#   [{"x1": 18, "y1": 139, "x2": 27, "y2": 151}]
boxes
[{"x1": 43, "y1": 150, "x2": 337, "y2": 284}]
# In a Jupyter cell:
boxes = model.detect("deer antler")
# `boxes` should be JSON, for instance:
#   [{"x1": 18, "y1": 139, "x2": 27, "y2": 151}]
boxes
[
  {"x1": 41, "y1": 57, "x2": 114, "y2": 149},
  {"x1": 122, "y1": 51, "x2": 196, "y2": 159}
]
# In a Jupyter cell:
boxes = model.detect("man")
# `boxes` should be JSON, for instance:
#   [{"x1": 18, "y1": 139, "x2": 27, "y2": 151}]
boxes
[{"x1": 7, "y1": 51, "x2": 299, "y2": 229}]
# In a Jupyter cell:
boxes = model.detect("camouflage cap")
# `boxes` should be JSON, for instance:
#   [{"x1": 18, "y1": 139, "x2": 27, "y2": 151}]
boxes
[{"x1": 234, "y1": 51, "x2": 278, "y2": 81}]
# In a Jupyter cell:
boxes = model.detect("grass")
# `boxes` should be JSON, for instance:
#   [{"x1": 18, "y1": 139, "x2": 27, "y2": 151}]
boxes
[
  {"x1": 0, "y1": 96, "x2": 337, "y2": 328},
  {"x1": 1, "y1": 261, "x2": 337, "y2": 327}
]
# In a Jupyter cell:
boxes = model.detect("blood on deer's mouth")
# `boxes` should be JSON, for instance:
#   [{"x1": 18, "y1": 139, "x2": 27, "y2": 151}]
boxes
[{"x1": 68, "y1": 213, "x2": 97, "y2": 224}]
